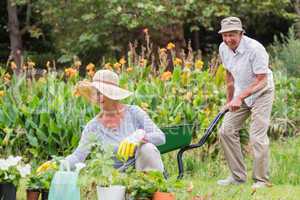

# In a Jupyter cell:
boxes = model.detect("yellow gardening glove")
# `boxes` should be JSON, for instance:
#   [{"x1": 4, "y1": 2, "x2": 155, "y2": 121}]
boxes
[
  {"x1": 117, "y1": 129, "x2": 146, "y2": 161},
  {"x1": 117, "y1": 141, "x2": 137, "y2": 161}
]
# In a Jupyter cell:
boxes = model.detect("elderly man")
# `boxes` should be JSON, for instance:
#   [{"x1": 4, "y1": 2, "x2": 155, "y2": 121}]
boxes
[{"x1": 217, "y1": 16, "x2": 274, "y2": 189}]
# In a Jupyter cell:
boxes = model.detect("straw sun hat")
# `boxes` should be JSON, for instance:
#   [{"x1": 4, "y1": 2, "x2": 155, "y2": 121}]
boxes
[{"x1": 74, "y1": 70, "x2": 133, "y2": 103}]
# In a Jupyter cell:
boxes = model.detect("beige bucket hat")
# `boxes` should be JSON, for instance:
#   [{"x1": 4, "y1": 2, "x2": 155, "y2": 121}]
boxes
[
  {"x1": 218, "y1": 16, "x2": 244, "y2": 34},
  {"x1": 75, "y1": 70, "x2": 133, "y2": 103}
]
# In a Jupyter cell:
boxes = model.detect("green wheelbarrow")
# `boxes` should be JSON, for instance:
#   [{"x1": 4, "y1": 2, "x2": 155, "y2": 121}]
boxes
[{"x1": 119, "y1": 109, "x2": 229, "y2": 179}]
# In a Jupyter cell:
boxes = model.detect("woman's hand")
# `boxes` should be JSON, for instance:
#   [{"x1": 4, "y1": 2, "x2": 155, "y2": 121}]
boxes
[{"x1": 117, "y1": 129, "x2": 146, "y2": 161}]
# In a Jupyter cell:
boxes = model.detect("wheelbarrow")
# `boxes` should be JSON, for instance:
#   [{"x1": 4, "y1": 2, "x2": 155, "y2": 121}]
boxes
[{"x1": 118, "y1": 109, "x2": 229, "y2": 179}]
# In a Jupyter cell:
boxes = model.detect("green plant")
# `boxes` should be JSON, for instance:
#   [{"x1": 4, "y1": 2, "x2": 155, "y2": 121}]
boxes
[
  {"x1": 78, "y1": 144, "x2": 120, "y2": 189},
  {"x1": 126, "y1": 170, "x2": 183, "y2": 199},
  {"x1": 0, "y1": 156, "x2": 31, "y2": 186},
  {"x1": 26, "y1": 173, "x2": 43, "y2": 190},
  {"x1": 269, "y1": 27, "x2": 300, "y2": 77},
  {"x1": 30, "y1": 159, "x2": 59, "y2": 190}
]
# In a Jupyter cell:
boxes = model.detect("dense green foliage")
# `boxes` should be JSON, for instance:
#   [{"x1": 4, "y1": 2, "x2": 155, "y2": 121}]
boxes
[
  {"x1": 270, "y1": 28, "x2": 300, "y2": 77},
  {"x1": 1, "y1": 0, "x2": 297, "y2": 64},
  {"x1": 0, "y1": 61, "x2": 299, "y2": 162}
]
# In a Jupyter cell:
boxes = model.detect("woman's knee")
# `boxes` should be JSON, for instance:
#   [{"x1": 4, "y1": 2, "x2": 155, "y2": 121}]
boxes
[
  {"x1": 136, "y1": 143, "x2": 164, "y2": 172},
  {"x1": 138, "y1": 143, "x2": 159, "y2": 156}
]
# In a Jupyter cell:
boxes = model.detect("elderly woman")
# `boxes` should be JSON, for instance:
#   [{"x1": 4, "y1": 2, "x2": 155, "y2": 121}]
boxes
[{"x1": 63, "y1": 69, "x2": 165, "y2": 172}]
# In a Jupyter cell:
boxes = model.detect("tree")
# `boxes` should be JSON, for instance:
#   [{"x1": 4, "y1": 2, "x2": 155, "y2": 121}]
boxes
[
  {"x1": 6, "y1": 0, "x2": 44, "y2": 72},
  {"x1": 7, "y1": 0, "x2": 23, "y2": 71},
  {"x1": 291, "y1": 0, "x2": 300, "y2": 38},
  {"x1": 4, "y1": 0, "x2": 297, "y2": 66}
]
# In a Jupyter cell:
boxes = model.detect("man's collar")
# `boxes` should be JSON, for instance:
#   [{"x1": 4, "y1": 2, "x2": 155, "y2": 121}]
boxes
[{"x1": 235, "y1": 36, "x2": 246, "y2": 54}]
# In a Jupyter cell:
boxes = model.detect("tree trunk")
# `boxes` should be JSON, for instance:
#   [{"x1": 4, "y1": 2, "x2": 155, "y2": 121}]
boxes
[
  {"x1": 7, "y1": 0, "x2": 23, "y2": 72},
  {"x1": 293, "y1": 0, "x2": 300, "y2": 38},
  {"x1": 192, "y1": 30, "x2": 200, "y2": 50},
  {"x1": 151, "y1": 23, "x2": 186, "y2": 53}
]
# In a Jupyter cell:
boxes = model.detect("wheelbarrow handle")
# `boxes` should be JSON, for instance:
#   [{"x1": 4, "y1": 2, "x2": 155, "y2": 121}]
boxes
[{"x1": 177, "y1": 108, "x2": 229, "y2": 179}]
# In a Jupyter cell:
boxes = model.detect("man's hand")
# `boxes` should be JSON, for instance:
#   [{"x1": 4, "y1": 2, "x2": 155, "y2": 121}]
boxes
[
  {"x1": 117, "y1": 129, "x2": 146, "y2": 161},
  {"x1": 226, "y1": 97, "x2": 243, "y2": 112}
]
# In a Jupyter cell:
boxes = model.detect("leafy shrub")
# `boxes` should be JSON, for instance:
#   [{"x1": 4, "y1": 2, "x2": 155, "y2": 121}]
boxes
[{"x1": 269, "y1": 27, "x2": 300, "y2": 77}]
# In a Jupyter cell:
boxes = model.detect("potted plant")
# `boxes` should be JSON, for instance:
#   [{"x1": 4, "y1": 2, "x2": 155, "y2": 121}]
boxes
[
  {"x1": 78, "y1": 145, "x2": 126, "y2": 200},
  {"x1": 0, "y1": 156, "x2": 31, "y2": 200},
  {"x1": 34, "y1": 160, "x2": 59, "y2": 200},
  {"x1": 126, "y1": 171, "x2": 182, "y2": 200},
  {"x1": 26, "y1": 174, "x2": 42, "y2": 200}
]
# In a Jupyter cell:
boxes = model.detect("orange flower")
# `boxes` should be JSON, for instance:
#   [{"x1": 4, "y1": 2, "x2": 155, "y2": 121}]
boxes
[
  {"x1": 160, "y1": 71, "x2": 172, "y2": 81},
  {"x1": 27, "y1": 61, "x2": 35, "y2": 69},
  {"x1": 73, "y1": 87, "x2": 81, "y2": 97},
  {"x1": 126, "y1": 67, "x2": 133, "y2": 72},
  {"x1": 86, "y1": 63, "x2": 95, "y2": 71},
  {"x1": 140, "y1": 59, "x2": 147, "y2": 66},
  {"x1": 74, "y1": 60, "x2": 82, "y2": 68},
  {"x1": 10, "y1": 61, "x2": 17, "y2": 70},
  {"x1": 167, "y1": 42, "x2": 175, "y2": 50},
  {"x1": 195, "y1": 59, "x2": 204, "y2": 70},
  {"x1": 104, "y1": 63, "x2": 112, "y2": 69},
  {"x1": 185, "y1": 62, "x2": 192, "y2": 68},
  {"x1": 3, "y1": 73, "x2": 11, "y2": 84},
  {"x1": 143, "y1": 28, "x2": 148, "y2": 34},
  {"x1": 114, "y1": 62, "x2": 122, "y2": 69},
  {"x1": 159, "y1": 48, "x2": 167, "y2": 54},
  {"x1": 65, "y1": 67, "x2": 77, "y2": 78},
  {"x1": 119, "y1": 58, "x2": 126, "y2": 65},
  {"x1": 174, "y1": 58, "x2": 182, "y2": 66}
]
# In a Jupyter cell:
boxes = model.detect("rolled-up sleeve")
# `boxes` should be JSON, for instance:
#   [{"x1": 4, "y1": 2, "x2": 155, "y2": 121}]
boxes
[
  {"x1": 251, "y1": 46, "x2": 269, "y2": 74},
  {"x1": 131, "y1": 106, "x2": 165, "y2": 146}
]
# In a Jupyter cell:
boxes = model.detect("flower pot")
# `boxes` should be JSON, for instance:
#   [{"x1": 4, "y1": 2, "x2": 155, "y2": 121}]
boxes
[
  {"x1": 96, "y1": 185, "x2": 126, "y2": 200},
  {"x1": 152, "y1": 191, "x2": 175, "y2": 200},
  {"x1": 41, "y1": 190, "x2": 49, "y2": 200},
  {"x1": 26, "y1": 189, "x2": 40, "y2": 200},
  {"x1": 0, "y1": 183, "x2": 17, "y2": 200}
]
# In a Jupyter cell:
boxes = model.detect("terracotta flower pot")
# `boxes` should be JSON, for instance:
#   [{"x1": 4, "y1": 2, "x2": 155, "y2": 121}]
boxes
[
  {"x1": 26, "y1": 189, "x2": 40, "y2": 200},
  {"x1": 152, "y1": 191, "x2": 175, "y2": 200},
  {"x1": 0, "y1": 183, "x2": 17, "y2": 200}
]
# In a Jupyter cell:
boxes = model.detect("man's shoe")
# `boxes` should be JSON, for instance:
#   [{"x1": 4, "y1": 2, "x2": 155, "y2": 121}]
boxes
[
  {"x1": 252, "y1": 181, "x2": 268, "y2": 189},
  {"x1": 217, "y1": 176, "x2": 245, "y2": 186}
]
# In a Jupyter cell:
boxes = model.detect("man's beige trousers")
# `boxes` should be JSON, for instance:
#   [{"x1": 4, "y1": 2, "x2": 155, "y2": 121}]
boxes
[{"x1": 219, "y1": 88, "x2": 274, "y2": 183}]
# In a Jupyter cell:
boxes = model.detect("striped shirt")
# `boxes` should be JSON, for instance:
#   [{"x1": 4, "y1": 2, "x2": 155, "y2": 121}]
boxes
[{"x1": 65, "y1": 105, "x2": 165, "y2": 168}]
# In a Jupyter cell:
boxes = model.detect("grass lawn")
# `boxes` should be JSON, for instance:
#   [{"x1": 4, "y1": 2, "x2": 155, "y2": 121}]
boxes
[
  {"x1": 173, "y1": 136, "x2": 300, "y2": 200},
  {"x1": 17, "y1": 136, "x2": 300, "y2": 200}
]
